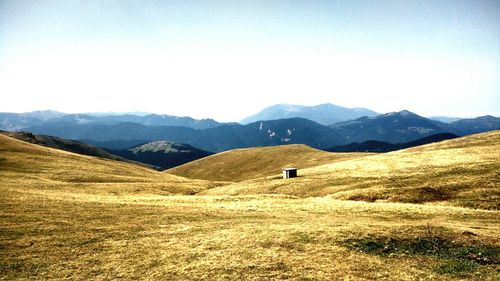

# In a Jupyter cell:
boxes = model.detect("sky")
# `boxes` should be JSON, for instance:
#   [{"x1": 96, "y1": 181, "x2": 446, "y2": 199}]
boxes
[{"x1": 0, "y1": 0, "x2": 499, "y2": 122}]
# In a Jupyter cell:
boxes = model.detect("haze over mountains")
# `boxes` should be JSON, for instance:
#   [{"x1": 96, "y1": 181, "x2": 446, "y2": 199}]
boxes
[
  {"x1": 1, "y1": 105, "x2": 499, "y2": 154},
  {"x1": 240, "y1": 103, "x2": 379, "y2": 125},
  {"x1": 0, "y1": 110, "x2": 223, "y2": 131}
]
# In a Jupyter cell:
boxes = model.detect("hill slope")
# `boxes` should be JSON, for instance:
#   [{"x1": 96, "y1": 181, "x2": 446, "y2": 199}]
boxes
[
  {"x1": 167, "y1": 144, "x2": 371, "y2": 182},
  {"x1": 109, "y1": 140, "x2": 213, "y2": 170},
  {"x1": 202, "y1": 131, "x2": 500, "y2": 209},
  {"x1": 0, "y1": 134, "x2": 216, "y2": 195},
  {"x1": 241, "y1": 103, "x2": 379, "y2": 125},
  {"x1": 0, "y1": 131, "x2": 157, "y2": 169}
]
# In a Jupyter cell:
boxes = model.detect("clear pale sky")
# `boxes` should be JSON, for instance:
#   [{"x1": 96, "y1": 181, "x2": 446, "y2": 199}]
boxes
[{"x1": 0, "y1": 0, "x2": 499, "y2": 121}]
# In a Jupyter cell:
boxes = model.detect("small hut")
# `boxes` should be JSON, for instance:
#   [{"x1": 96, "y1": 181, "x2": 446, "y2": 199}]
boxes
[{"x1": 282, "y1": 168, "x2": 297, "y2": 179}]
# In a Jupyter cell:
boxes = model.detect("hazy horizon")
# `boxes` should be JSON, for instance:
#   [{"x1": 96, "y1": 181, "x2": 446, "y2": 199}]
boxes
[
  {"x1": 2, "y1": 102, "x2": 498, "y2": 124},
  {"x1": 1, "y1": 0, "x2": 499, "y2": 122}
]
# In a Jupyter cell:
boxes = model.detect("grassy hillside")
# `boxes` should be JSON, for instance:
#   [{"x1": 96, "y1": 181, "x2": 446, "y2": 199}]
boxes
[
  {"x1": 1, "y1": 132, "x2": 499, "y2": 279},
  {"x1": 1, "y1": 130, "x2": 158, "y2": 169},
  {"x1": 0, "y1": 134, "x2": 217, "y2": 195},
  {"x1": 202, "y1": 131, "x2": 500, "y2": 210},
  {"x1": 167, "y1": 144, "x2": 371, "y2": 182}
]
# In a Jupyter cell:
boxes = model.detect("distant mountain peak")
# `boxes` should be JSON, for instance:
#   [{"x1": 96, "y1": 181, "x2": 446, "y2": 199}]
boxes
[
  {"x1": 23, "y1": 110, "x2": 67, "y2": 121},
  {"x1": 474, "y1": 115, "x2": 497, "y2": 120},
  {"x1": 241, "y1": 103, "x2": 379, "y2": 125},
  {"x1": 28, "y1": 109, "x2": 65, "y2": 114},
  {"x1": 384, "y1": 110, "x2": 419, "y2": 118}
]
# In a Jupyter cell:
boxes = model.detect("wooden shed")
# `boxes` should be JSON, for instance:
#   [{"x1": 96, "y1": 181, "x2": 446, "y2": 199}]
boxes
[{"x1": 282, "y1": 168, "x2": 297, "y2": 179}]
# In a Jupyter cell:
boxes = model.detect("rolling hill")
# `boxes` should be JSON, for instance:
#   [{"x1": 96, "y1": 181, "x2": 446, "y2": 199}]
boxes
[
  {"x1": 0, "y1": 134, "x2": 217, "y2": 195},
  {"x1": 109, "y1": 140, "x2": 213, "y2": 170},
  {"x1": 1, "y1": 128, "x2": 499, "y2": 280},
  {"x1": 167, "y1": 144, "x2": 372, "y2": 182},
  {"x1": 0, "y1": 131, "x2": 157, "y2": 169},
  {"x1": 202, "y1": 131, "x2": 500, "y2": 210},
  {"x1": 240, "y1": 103, "x2": 379, "y2": 125}
]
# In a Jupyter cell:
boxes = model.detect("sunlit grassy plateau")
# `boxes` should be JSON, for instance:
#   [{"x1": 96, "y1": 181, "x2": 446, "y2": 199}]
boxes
[{"x1": 1, "y1": 131, "x2": 499, "y2": 280}]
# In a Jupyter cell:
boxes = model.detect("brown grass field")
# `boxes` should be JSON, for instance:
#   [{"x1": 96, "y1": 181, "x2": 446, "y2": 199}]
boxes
[{"x1": 1, "y1": 132, "x2": 499, "y2": 280}]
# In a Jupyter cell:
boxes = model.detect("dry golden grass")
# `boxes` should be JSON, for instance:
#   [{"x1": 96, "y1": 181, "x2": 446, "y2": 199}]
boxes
[
  {"x1": 1, "y1": 132, "x2": 499, "y2": 279},
  {"x1": 1, "y1": 192, "x2": 499, "y2": 280},
  {"x1": 0, "y1": 134, "x2": 221, "y2": 196},
  {"x1": 202, "y1": 131, "x2": 500, "y2": 210},
  {"x1": 167, "y1": 144, "x2": 371, "y2": 182}
]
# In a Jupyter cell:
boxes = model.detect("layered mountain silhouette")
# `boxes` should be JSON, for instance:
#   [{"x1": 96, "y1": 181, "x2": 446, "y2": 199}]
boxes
[
  {"x1": 0, "y1": 112, "x2": 224, "y2": 131},
  {"x1": 329, "y1": 110, "x2": 447, "y2": 144},
  {"x1": 0, "y1": 110, "x2": 65, "y2": 131},
  {"x1": 31, "y1": 118, "x2": 339, "y2": 152},
  {"x1": 2, "y1": 107, "x2": 499, "y2": 154},
  {"x1": 21, "y1": 110, "x2": 500, "y2": 152},
  {"x1": 108, "y1": 141, "x2": 213, "y2": 170},
  {"x1": 438, "y1": 115, "x2": 500, "y2": 136},
  {"x1": 327, "y1": 133, "x2": 459, "y2": 152},
  {"x1": 241, "y1": 103, "x2": 379, "y2": 125}
]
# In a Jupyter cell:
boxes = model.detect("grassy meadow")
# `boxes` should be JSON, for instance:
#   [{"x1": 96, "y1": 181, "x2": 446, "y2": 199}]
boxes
[{"x1": 1, "y1": 132, "x2": 499, "y2": 280}]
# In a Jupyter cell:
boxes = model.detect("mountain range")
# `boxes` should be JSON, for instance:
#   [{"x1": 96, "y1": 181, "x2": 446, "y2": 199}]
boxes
[
  {"x1": 16, "y1": 110, "x2": 499, "y2": 153},
  {"x1": 329, "y1": 110, "x2": 447, "y2": 144},
  {"x1": 32, "y1": 117, "x2": 338, "y2": 152},
  {"x1": 1, "y1": 105, "x2": 499, "y2": 154},
  {"x1": 0, "y1": 111, "x2": 224, "y2": 131}
]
